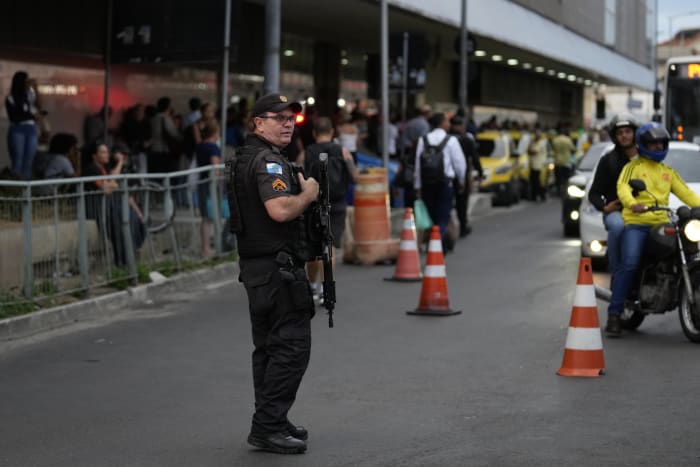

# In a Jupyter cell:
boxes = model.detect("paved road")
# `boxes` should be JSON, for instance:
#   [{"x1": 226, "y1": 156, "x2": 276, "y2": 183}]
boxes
[{"x1": 2, "y1": 199, "x2": 700, "y2": 466}]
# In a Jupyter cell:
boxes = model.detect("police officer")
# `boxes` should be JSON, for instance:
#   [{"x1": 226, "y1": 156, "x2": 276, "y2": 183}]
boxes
[{"x1": 229, "y1": 93, "x2": 319, "y2": 454}]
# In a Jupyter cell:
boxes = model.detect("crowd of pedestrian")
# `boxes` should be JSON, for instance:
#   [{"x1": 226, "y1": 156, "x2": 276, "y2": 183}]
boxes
[
  {"x1": 3, "y1": 69, "x2": 255, "y2": 266},
  {"x1": 3, "y1": 70, "x2": 252, "y2": 186}
]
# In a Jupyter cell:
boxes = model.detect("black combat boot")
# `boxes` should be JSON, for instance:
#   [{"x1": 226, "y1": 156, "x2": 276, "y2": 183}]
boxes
[
  {"x1": 286, "y1": 424, "x2": 308, "y2": 441},
  {"x1": 247, "y1": 431, "x2": 307, "y2": 454},
  {"x1": 605, "y1": 314, "x2": 622, "y2": 337}
]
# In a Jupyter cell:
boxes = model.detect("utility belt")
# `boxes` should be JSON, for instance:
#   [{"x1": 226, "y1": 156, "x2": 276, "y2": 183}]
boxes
[
  {"x1": 240, "y1": 251, "x2": 306, "y2": 276},
  {"x1": 239, "y1": 251, "x2": 314, "y2": 315}
]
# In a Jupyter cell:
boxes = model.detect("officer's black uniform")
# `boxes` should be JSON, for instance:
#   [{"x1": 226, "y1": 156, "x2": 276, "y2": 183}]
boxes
[{"x1": 233, "y1": 132, "x2": 315, "y2": 450}]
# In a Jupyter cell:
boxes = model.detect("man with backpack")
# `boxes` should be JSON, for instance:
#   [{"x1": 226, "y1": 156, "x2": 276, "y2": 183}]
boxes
[
  {"x1": 414, "y1": 112, "x2": 467, "y2": 252},
  {"x1": 299, "y1": 116, "x2": 358, "y2": 301}
]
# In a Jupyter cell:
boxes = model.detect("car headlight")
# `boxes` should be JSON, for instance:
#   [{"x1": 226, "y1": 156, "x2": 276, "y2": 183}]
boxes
[
  {"x1": 494, "y1": 164, "x2": 512, "y2": 175},
  {"x1": 566, "y1": 185, "x2": 586, "y2": 198},
  {"x1": 589, "y1": 240, "x2": 604, "y2": 253},
  {"x1": 684, "y1": 219, "x2": 700, "y2": 242}
]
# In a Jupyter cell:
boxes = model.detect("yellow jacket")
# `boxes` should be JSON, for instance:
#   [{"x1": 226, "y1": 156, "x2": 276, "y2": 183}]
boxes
[{"x1": 617, "y1": 157, "x2": 700, "y2": 225}]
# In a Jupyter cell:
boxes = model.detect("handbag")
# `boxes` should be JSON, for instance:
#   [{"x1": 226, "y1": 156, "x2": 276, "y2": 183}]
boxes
[
  {"x1": 413, "y1": 199, "x2": 433, "y2": 230},
  {"x1": 206, "y1": 198, "x2": 230, "y2": 219}
]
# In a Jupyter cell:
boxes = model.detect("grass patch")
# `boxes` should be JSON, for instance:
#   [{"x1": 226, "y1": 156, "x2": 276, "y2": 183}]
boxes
[
  {"x1": 1, "y1": 253, "x2": 239, "y2": 320},
  {"x1": 0, "y1": 292, "x2": 37, "y2": 319}
]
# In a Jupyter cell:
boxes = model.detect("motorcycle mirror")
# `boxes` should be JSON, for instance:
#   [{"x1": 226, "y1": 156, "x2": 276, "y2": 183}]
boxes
[{"x1": 629, "y1": 179, "x2": 646, "y2": 192}]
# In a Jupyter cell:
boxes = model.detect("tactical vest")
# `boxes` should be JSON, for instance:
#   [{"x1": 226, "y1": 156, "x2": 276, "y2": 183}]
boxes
[{"x1": 232, "y1": 137, "x2": 311, "y2": 261}]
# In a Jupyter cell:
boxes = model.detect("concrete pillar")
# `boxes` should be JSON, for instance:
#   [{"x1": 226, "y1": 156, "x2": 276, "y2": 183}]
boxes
[{"x1": 313, "y1": 42, "x2": 341, "y2": 117}]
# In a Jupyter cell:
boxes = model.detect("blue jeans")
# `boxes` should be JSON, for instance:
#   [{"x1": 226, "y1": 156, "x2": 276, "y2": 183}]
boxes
[
  {"x1": 7, "y1": 123, "x2": 38, "y2": 180},
  {"x1": 608, "y1": 225, "x2": 650, "y2": 315},
  {"x1": 604, "y1": 211, "x2": 625, "y2": 275}
]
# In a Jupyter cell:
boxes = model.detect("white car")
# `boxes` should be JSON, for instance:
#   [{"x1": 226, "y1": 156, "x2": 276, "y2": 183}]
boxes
[
  {"x1": 579, "y1": 141, "x2": 700, "y2": 270},
  {"x1": 562, "y1": 142, "x2": 614, "y2": 237}
]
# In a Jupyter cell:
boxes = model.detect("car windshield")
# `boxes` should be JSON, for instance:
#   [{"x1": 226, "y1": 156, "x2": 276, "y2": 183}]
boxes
[
  {"x1": 578, "y1": 143, "x2": 613, "y2": 171},
  {"x1": 476, "y1": 138, "x2": 507, "y2": 158},
  {"x1": 664, "y1": 147, "x2": 700, "y2": 183}
]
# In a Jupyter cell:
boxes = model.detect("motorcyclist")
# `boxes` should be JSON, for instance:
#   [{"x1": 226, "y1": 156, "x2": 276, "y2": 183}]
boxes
[
  {"x1": 587, "y1": 114, "x2": 639, "y2": 278},
  {"x1": 605, "y1": 122, "x2": 700, "y2": 336}
]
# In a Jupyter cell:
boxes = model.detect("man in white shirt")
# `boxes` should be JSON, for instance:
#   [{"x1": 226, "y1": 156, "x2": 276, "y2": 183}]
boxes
[{"x1": 413, "y1": 113, "x2": 467, "y2": 251}]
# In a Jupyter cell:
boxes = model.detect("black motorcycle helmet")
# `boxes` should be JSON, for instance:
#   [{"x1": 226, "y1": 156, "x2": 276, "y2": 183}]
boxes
[{"x1": 608, "y1": 113, "x2": 639, "y2": 145}]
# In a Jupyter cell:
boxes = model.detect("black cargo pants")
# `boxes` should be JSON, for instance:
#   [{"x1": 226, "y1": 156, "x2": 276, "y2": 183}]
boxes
[{"x1": 239, "y1": 254, "x2": 314, "y2": 434}]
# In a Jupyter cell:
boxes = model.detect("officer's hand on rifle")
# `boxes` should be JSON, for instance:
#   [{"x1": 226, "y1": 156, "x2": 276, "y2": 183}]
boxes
[{"x1": 297, "y1": 172, "x2": 319, "y2": 201}]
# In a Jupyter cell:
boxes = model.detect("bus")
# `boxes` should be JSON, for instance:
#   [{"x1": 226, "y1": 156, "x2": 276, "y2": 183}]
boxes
[{"x1": 663, "y1": 56, "x2": 700, "y2": 143}]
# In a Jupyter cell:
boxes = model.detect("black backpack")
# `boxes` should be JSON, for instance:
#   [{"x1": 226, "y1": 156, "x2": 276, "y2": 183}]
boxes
[
  {"x1": 304, "y1": 142, "x2": 350, "y2": 203},
  {"x1": 420, "y1": 135, "x2": 450, "y2": 186}
]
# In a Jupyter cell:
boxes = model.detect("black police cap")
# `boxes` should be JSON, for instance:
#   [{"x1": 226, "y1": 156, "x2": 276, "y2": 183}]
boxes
[{"x1": 252, "y1": 93, "x2": 302, "y2": 117}]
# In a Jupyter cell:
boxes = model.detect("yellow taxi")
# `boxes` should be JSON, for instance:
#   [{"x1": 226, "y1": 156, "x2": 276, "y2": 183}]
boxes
[
  {"x1": 476, "y1": 131, "x2": 521, "y2": 206},
  {"x1": 508, "y1": 130, "x2": 534, "y2": 198}
]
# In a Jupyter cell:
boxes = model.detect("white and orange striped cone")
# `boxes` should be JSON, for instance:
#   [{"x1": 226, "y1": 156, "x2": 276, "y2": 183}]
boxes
[
  {"x1": 557, "y1": 257, "x2": 606, "y2": 377},
  {"x1": 406, "y1": 226, "x2": 461, "y2": 316},
  {"x1": 385, "y1": 208, "x2": 422, "y2": 282}
]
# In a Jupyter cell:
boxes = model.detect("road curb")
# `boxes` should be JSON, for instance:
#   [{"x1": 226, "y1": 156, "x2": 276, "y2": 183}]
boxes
[{"x1": 0, "y1": 261, "x2": 239, "y2": 342}]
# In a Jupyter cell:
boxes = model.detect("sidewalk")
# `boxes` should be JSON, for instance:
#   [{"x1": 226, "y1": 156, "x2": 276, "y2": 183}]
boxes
[
  {"x1": 0, "y1": 193, "x2": 495, "y2": 343},
  {"x1": 0, "y1": 262, "x2": 239, "y2": 343}
]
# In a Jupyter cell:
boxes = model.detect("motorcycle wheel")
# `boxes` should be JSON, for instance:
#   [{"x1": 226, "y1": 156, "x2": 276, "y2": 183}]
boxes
[
  {"x1": 678, "y1": 269, "x2": 700, "y2": 343},
  {"x1": 620, "y1": 308, "x2": 645, "y2": 330}
]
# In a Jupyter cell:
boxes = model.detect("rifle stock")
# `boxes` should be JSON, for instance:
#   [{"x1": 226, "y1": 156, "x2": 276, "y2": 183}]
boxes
[{"x1": 318, "y1": 153, "x2": 336, "y2": 328}]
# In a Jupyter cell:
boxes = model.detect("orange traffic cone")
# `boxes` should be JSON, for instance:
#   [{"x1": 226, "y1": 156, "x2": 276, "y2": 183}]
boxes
[
  {"x1": 385, "y1": 208, "x2": 422, "y2": 282},
  {"x1": 557, "y1": 257, "x2": 606, "y2": 377},
  {"x1": 406, "y1": 226, "x2": 461, "y2": 316}
]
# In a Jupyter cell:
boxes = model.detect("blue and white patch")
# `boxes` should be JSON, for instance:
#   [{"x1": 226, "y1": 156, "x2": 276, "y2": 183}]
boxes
[{"x1": 266, "y1": 162, "x2": 283, "y2": 174}]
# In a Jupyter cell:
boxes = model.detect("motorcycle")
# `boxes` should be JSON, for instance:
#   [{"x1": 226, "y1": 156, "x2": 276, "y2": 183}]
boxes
[{"x1": 595, "y1": 179, "x2": 700, "y2": 343}]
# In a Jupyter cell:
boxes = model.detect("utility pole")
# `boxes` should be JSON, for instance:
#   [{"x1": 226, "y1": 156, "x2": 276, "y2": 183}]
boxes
[
  {"x1": 220, "y1": 0, "x2": 232, "y2": 150},
  {"x1": 263, "y1": 0, "x2": 281, "y2": 94},
  {"x1": 380, "y1": 0, "x2": 389, "y2": 170},
  {"x1": 103, "y1": 0, "x2": 113, "y2": 144},
  {"x1": 458, "y1": 0, "x2": 468, "y2": 113}
]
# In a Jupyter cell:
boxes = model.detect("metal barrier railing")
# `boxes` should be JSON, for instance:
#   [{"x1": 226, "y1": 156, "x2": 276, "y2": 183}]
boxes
[{"x1": 0, "y1": 164, "x2": 232, "y2": 310}]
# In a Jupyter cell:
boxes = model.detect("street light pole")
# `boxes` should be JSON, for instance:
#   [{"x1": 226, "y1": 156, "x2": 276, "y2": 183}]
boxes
[{"x1": 653, "y1": 0, "x2": 660, "y2": 120}]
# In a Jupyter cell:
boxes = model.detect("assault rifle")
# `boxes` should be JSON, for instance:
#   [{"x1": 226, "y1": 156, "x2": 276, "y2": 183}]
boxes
[{"x1": 317, "y1": 153, "x2": 336, "y2": 328}]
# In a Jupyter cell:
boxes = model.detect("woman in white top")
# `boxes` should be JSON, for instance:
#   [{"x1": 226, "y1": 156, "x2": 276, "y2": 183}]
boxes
[{"x1": 336, "y1": 111, "x2": 359, "y2": 158}]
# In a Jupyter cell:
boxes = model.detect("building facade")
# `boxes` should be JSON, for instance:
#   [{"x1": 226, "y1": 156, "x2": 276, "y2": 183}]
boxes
[{"x1": 0, "y1": 0, "x2": 656, "y2": 168}]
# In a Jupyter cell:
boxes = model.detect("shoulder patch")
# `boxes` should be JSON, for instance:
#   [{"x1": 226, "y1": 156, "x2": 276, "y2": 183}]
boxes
[
  {"x1": 266, "y1": 162, "x2": 283, "y2": 174},
  {"x1": 272, "y1": 178, "x2": 288, "y2": 191}
]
